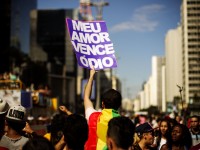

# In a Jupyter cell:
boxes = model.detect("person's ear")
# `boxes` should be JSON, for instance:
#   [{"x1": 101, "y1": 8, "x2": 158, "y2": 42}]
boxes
[
  {"x1": 106, "y1": 137, "x2": 114, "y2": 150},
  {"x1": 143, "y1": 133, "x2": 147, "y2": 140}
]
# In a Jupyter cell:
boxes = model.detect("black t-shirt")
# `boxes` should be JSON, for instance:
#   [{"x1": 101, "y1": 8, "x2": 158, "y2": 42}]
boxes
[{"x1": 133, "y1": 143, "x2": 157, "y2": 150}]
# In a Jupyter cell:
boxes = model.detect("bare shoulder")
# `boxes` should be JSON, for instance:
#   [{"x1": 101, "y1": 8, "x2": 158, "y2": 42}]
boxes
[{"x1": 160, "y1": 144, "x2": 168, "y2": 150}]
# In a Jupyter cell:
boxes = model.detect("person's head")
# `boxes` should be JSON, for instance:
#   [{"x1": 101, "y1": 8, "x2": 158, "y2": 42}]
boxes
[
  {"x1": 50, "y1": 113, "x2": 68, "y2": 146},
  {"x1": 175, "y1": 115, "x2": 182, "y2": 123},
  {"x1": 159, "y1": 119, "x2": 171, "y2": 137},
  {"x1": 171, "y1": 124, "x2": 192, "y2": 149},
  {"x1": 135, "y1": 122, "x2": 155, "y2": 146},
  {"x1": 171, "y1": 124, "x2": 183, "y2": 142},
  {"x1": 102, "y1": 89, "x2": 122, "y2": 110},
  {"x1": 168, "y1": 118, "x2": 178, "y2": 127},
  {"x1": 106, "y1": 116, "x2": 135, "y2": 150},
  {"x1": 23, "y1": 135, "x2": 55, "y2": 150},
  {"x1": 63, "y1": 114, "x2": 88, "y2": 150},
  {"x1": 190, "y1": 115, "x2": 199, "y2": 129},
  {"x1": 5, "y1": 105, "x2": 26, "y2": 134}
]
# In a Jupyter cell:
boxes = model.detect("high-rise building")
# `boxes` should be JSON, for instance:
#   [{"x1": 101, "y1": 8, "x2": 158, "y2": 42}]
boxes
[
  {"x1": 10, "y1": 0, "x2": 37, "y2": 52},
  {"x1": 151, "y1": 56, "x2": 165, "y2": 110},
  {"x1": 112, "y1": 75, "x2": 122, "y2": 92},
  {"x1": 137, "y1": 56, "x2": 165, "y2": 111},
  {"x1": 165, "y1": 26, "x2": 182, "y2": 103},
  {"x1": 138, "y1": 91, "x2": 145, "y2": 110},
  {"x1": 161, "y1": 65, "x2": 166, "y2": 112},
  {"x1": 0, "y1": 0, "x2": 11, "y2": 50},
  {"x1": 181, "y1": 0, "x2": 200, "y2": 108},
  {"x1": 0, "y1": 0, "x2": 11, "y2": 73},
  {"x1": 144, "y1": 76, "x2": 151, "y2": 109},
  {"x1": 0, "y1": 0, "x2": 36, "y2": 73},
  {"x1": 30, "y1": 9, "x2": 82, "y2": 112},
  {"x1": 133, "y1": 98, "x2": 140, "y2": 112}
]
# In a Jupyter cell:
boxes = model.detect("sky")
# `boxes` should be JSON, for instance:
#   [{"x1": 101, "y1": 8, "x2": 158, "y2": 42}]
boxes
[{"x1": 37, "y1": 0, "x2": 182, "y2": 99}]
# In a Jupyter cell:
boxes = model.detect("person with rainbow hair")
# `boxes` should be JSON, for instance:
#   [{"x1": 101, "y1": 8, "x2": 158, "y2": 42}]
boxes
[{"x1": 84, "y1": 67, "x2": 122, "y2": 150}]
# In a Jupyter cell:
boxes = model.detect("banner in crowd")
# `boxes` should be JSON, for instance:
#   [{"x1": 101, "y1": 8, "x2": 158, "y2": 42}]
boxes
[
  {"x1": 0, "y1": 90, "x2": 21, "y2": 106},
  {"x1": 21, "y1": 91, "x2": 32, "y2": 109},
  {"x1": 66, "y1": 18, "x2": 117, "y2": 70}
]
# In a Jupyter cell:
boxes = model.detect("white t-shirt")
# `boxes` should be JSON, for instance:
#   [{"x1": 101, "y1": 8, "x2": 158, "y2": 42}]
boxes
[
  {"x1": 0, "y1": 135, "x2": 29, "y2": 150},
  {"x1": 158, "y1": 138, "x2": 167, "y2": 150},
  {"x1": 85, "y1": 107, "x2": 103, "y2": 121}
]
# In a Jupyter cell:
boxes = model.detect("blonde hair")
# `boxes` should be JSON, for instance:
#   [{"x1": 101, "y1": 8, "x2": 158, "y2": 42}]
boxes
[{"x1": 133, "y1": 133, "x2": 141, "y2": 144}]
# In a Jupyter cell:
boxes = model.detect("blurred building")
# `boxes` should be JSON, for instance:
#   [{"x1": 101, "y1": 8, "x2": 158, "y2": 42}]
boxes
[
  {"x1": 165, "y1": 26, "x2": 182, "y2": 107},
  {"x1": 133, "y1": 98, "x2": 140, "y2": 112},
  {"x1": 144, "y1": 76, "x2": 151, "y2": 109},
  {"x1": 181, "y1": 0, "x2": 200, "y2": 114},
  {"x1": 0, "y1": 0, "x2": 121, "y2": 114},
  {"x1": 112, "y1": 75, "x2": 122, "y2": 92},
  {"x1": 161, "y1": 65, "x2": 166, "y2": 112},
  {"x1": 29, "y1": 9, "x2": 82, "y2": 112},
  {"x1": 131, "y1": 0, "x2": 200, "y2": 115},
  {"x1": 122, "y1": 98, "x2": 134, "y2": 112},
  {"x1": 29, "y1": 8, "x2": 115, "y2": 113},
  {"x1": 10, "y1": 0, "x2": 37, "y2": 52},
  {"x1": 139, "y1": 90, "x2": 145, "y2": 110},
  {"x1": 151, "y1": 56, "x2": 165, "y2": 110},
  {"x1": 0, "y1": 0, "x2": 11, "y2": 50},
  {"x1": 0, "y1": 0, "x2": 36, "y2": 73},
  {"x1": 0, "y1": 0, "x2": 11, "y2": 73},
  {"x1": 137, "y1": 56, "x2": 165, "y2": 111}
]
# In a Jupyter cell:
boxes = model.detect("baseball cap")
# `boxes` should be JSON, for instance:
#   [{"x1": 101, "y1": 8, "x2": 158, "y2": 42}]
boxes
[
  {"x1": 135, "y1": 122, "x2": 154, "y2": 136},
  {"x1": 6, "y1": 105, "x2": 26, "y2": 122},
  {"x1": 0, "y1": 98, "x2": 9, "y2": 114}
]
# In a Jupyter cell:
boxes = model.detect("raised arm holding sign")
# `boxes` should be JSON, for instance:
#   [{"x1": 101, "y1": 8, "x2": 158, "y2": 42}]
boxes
[{"x1": 66, "y1": 19, "x2": 120, "y2": 149}]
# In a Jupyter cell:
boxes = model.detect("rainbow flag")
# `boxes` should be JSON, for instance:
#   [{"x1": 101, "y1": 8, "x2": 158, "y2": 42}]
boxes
[{"x1": 96, "y1": 109, "x2": 120, "y2": 150}]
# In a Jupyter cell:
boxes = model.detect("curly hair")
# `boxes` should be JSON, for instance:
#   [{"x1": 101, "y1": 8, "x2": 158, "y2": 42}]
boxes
[{"x1": 166, "y1": 123, "x2": 192, "y2": 150}]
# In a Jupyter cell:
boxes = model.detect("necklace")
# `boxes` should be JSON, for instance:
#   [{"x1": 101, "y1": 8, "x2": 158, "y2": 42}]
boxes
[
  {"x1": 191, "y1": 128, "x2": 200, "y2": 134},
  {"x1": 5, "y1": 135, "x2": 22, "y2": 143}
]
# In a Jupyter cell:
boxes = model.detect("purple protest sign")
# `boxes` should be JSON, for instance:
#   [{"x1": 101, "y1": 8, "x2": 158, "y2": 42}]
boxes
[{"x1": 66, "y1": 18, "x2": 117, "y2": 70}]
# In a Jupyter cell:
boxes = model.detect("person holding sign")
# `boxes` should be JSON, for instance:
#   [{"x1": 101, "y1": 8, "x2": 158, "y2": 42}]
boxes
[{"x1": 84, "y1": 67, "x2": 122, "y2": 150}]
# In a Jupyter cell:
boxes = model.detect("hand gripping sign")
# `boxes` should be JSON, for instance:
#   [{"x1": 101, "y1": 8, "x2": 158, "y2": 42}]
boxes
[{"x1": 66, "y1": 18, "x2": 117, "y2": 70}]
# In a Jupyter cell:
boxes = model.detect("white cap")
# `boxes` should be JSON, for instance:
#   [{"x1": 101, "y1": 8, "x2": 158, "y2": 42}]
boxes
[{"x1": 6, "y1": 105, "x2": 26, "y2": 122}]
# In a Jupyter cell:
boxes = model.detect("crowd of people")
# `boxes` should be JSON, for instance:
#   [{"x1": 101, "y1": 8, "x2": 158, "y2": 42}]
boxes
[
  {"x1": 0, "y1": 67, "x2": 199, "y2": 150},
  {"x1": 0, "y1": 72, "x2": 19, "y2": 81}
]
